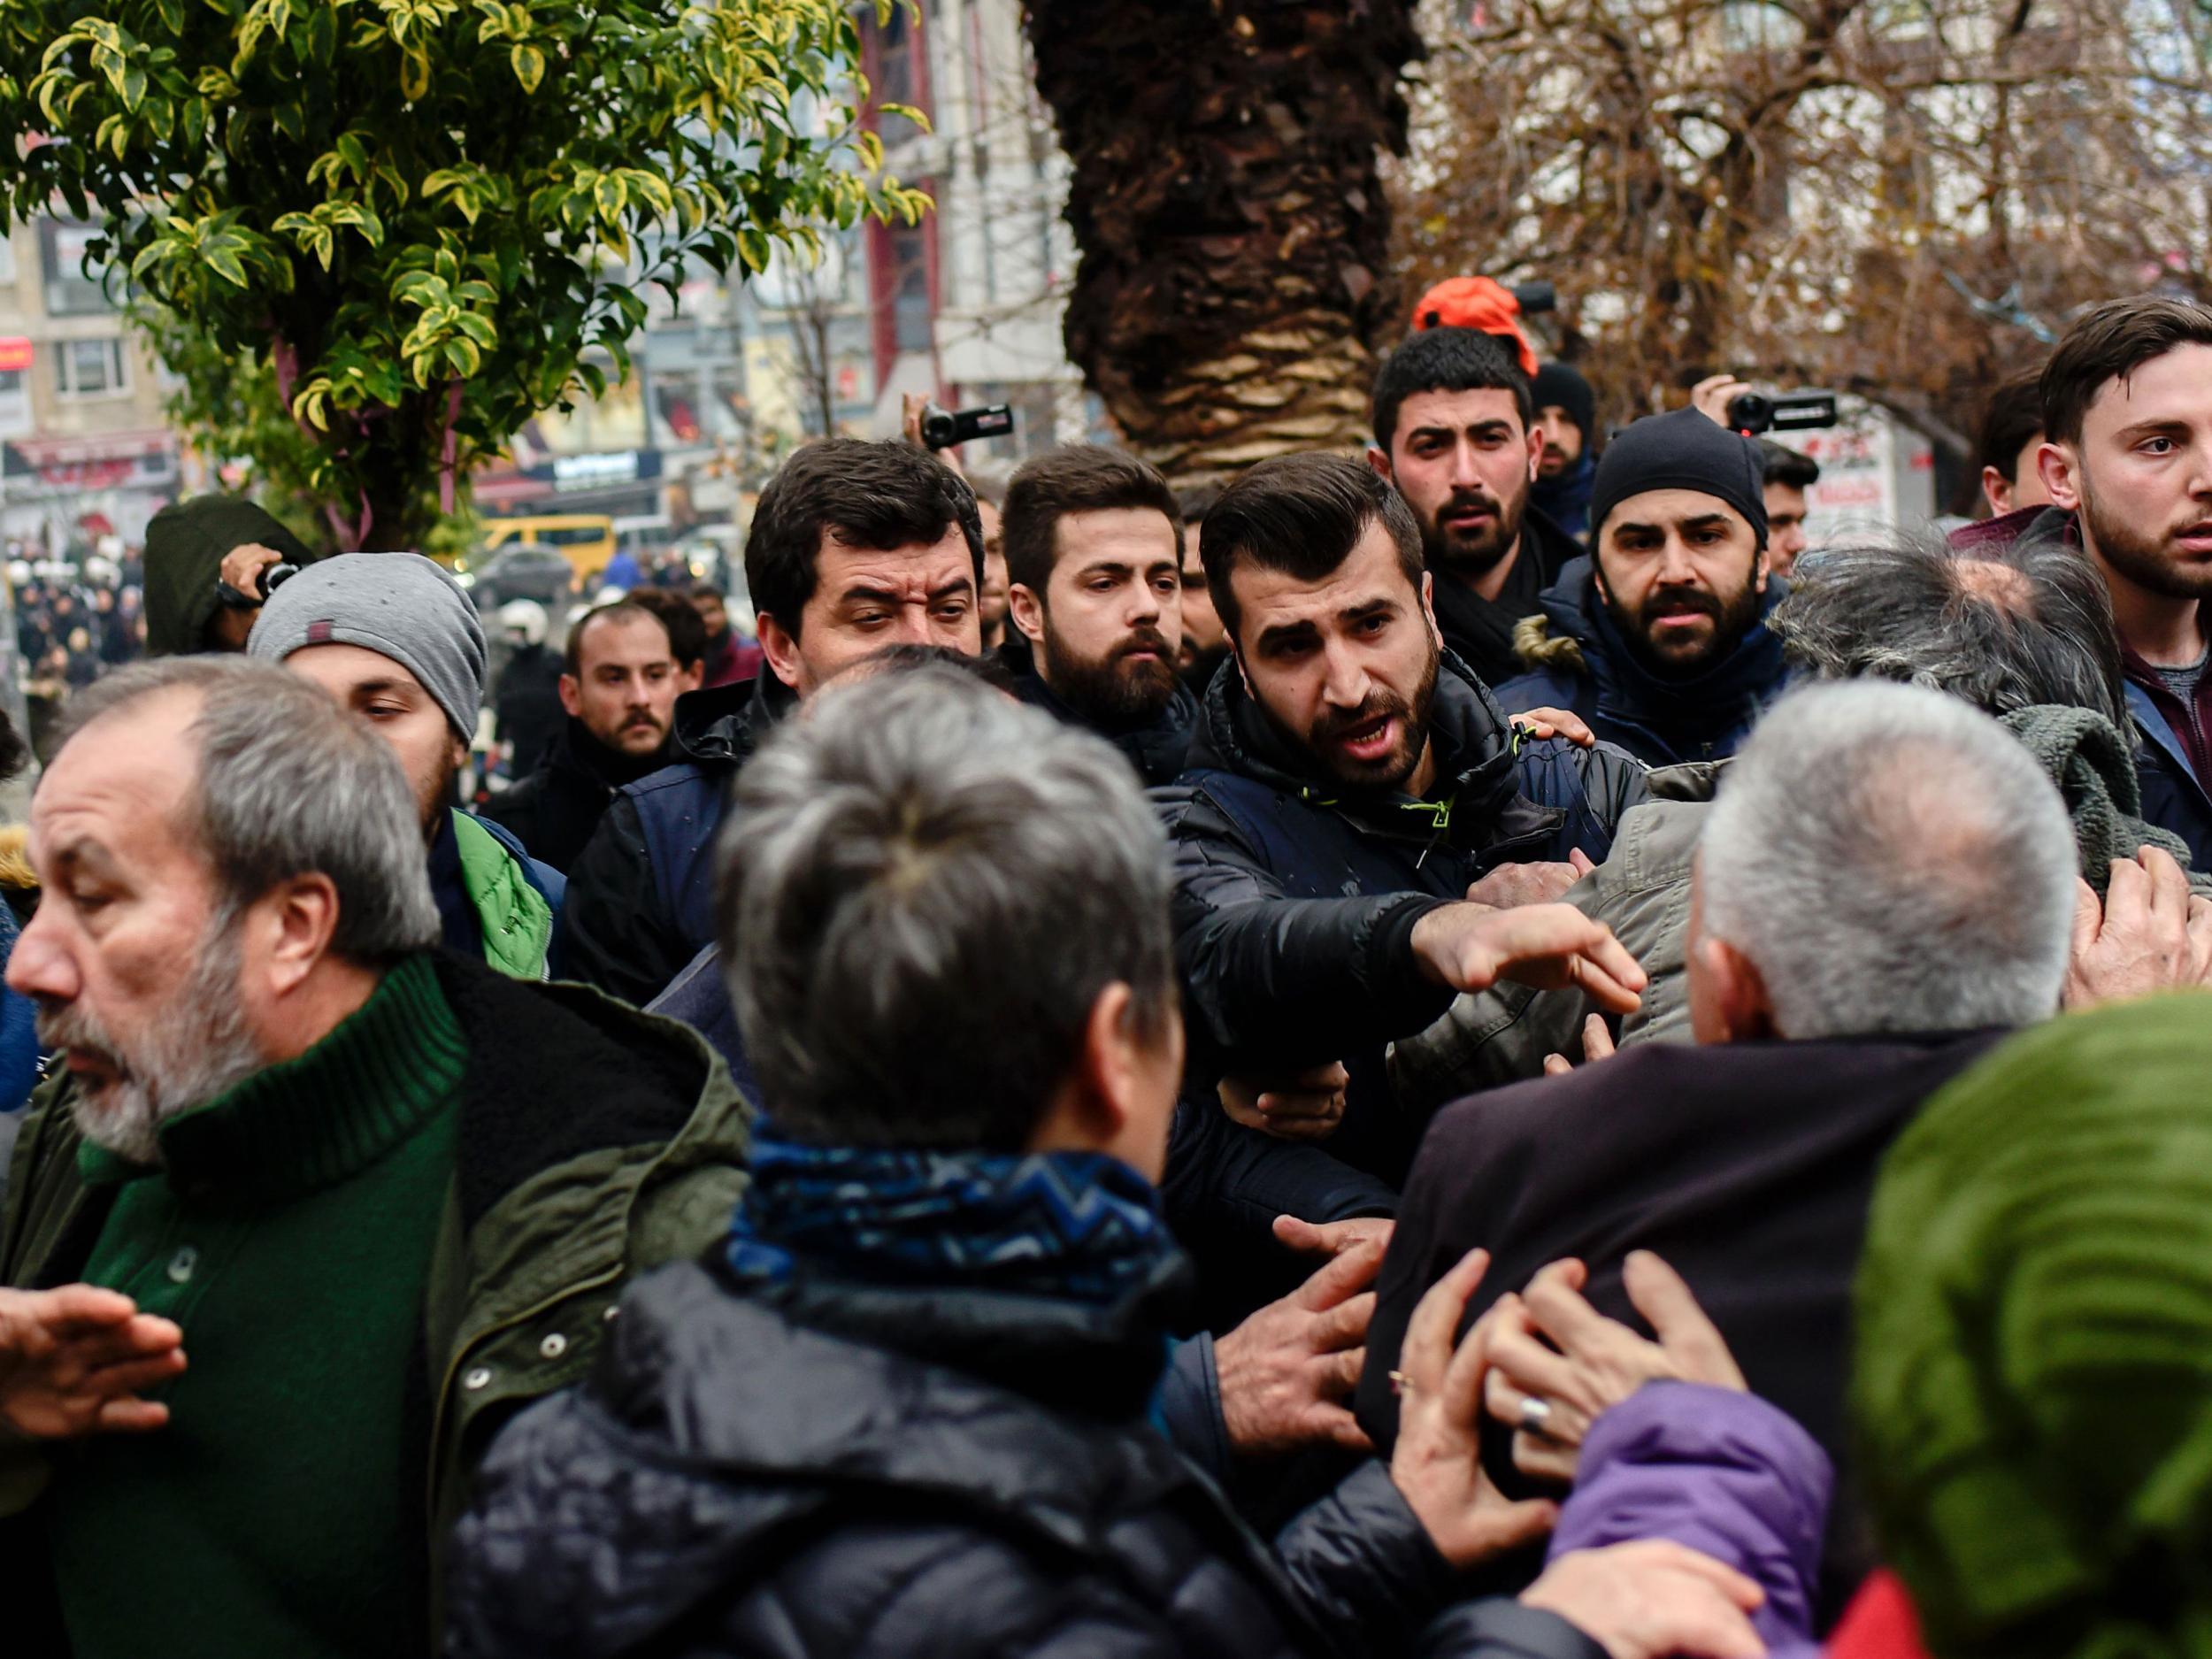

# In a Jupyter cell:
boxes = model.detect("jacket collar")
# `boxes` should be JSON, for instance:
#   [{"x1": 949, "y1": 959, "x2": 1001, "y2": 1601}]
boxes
[{"x1": 671, "y1": 670, "x2": 794, "y2": 771}]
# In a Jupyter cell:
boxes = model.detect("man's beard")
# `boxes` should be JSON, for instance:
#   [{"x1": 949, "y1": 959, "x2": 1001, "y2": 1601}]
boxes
[
  {"x1": 1418, "y1": 478, "x2": 1531, "y2": 579},
  {"x1": 1293, "y1": 640, "x2": 1440, "y2": 795},
  {"x1": 1602, "y1": 561, "x2": 1766, "y2": 678},
  {"x1": 40, "y1": 917, "x2": 264, "y2": 1167},
  {"x1": 1041, "y1": 623, "x2": 1180, "y2": 726},
  {"x1": 2080, "y1": 465, "x2": 2212, "y2": 600},
  {"x1": 1180, "y1": 641, "x2": 1231, "y2": 694}
]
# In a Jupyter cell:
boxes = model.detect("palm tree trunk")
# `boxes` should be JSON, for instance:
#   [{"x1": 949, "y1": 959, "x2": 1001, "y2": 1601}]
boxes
[{"x1": 1023, "y1": 1, "x2": 1421, "y2": 488}]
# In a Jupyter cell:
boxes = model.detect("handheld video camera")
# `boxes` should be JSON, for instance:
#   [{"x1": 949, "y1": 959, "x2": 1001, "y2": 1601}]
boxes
[
  {"x1": 1724, "y1": 390, "x2": 1839, "y2": 436},
  {"x1": 920, "y1": 403, "x2": 1015, "y2": 452}
]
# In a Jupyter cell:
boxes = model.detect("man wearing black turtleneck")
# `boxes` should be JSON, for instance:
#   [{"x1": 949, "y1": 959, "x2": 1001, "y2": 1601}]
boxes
[{"x1": 482, "y1": 601, "x2": 683, "y2": 873}]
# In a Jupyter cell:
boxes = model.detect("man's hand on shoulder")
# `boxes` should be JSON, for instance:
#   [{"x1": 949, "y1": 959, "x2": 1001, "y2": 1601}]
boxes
[
  {"x1": 0, "y1": 1284, "x2": 185, "y2": 1440},
  {"x1": 1411, "y1": 901, "x2": 1646, "y2": 1012},
  {"x1": 1214, "y1": 1234, "x2": 1385, "y2": 1457}
]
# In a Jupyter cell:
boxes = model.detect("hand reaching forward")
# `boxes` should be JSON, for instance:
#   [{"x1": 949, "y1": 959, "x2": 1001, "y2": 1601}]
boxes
[
  {"x1": 1388, "y1": 1248, "x2": 1559, "y2": 1569},
  {"x1": 0, "y1": 1285, "x2": 186, "y2": 1440},
  {"x1": 1215, "y1": 1234, "x2": 1386, "y2": 1456},
  {"x1": 2064, "y1": 847, "x2": 2212, "y2": 1009},
  {"x1": 1481, "y1": 1252, "x2": 1745, "y2": 1483},
  {"x1": 1412, "y1": 902, "x2": 1646, "y2": 1013}
]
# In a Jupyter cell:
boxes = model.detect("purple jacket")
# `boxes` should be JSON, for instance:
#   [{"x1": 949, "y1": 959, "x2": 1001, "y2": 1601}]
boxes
[{"x1": 1550, "y1": 1382, "x2": 1832, "y2": 1655}]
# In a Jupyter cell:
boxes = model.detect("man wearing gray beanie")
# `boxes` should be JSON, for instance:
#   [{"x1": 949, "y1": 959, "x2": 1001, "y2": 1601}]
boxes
[
  {"x1": 1496, "y1": 406, "x2": 1793, "y2": 767},
  {"x1": 250, "y1": 552, "x2": 564, "y2": 978}
]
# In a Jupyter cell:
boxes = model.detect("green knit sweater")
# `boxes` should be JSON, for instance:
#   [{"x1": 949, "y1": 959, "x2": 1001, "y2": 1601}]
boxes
[{"x1": 46, "y1": 954, "x2": 468, "y2": 1659}]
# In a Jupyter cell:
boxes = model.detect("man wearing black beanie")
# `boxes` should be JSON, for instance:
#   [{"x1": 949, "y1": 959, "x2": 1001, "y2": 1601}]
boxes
[
  {"x1": 1531, "y1": 362, "x2": 1599, "y2": 541},
  {"x1": 1497, "y1": 406, "x2": 1793, "y2": 765}
]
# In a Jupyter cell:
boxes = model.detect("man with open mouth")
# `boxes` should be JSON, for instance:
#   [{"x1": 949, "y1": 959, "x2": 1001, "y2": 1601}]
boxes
[{"x1": 1498, "y1": 406, "x2": 1793, "y2": 768}]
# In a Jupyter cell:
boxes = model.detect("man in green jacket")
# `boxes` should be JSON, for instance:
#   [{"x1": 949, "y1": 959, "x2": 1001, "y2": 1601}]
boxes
[
  {"x1": 0, "y1": 657, "x2": 749, "y2": 1658},
  {"x1": 246, "y1": 551, "x2": 563, "y2": 979}
]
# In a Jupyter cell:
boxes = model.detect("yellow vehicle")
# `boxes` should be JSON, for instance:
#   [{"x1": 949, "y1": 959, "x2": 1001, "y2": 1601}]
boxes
[{"x1": 480, "y1": 514, "x2": 617, "y2": 586}]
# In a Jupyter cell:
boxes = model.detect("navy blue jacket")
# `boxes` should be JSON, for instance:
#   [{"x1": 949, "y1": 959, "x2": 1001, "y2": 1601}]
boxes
[
  {"x1": 560, "y1": 673, "x2": 791, "y2": 1007},
  {"x1": 1157, "y1": 652, "x2": 1646, "y2": 1185},
  {"x1": 2125, "y1": 679, "x2": 2212, "y2": 869},
  {"x1": 1494, "y1": 556, "x2": 1791, "y2": 768}
]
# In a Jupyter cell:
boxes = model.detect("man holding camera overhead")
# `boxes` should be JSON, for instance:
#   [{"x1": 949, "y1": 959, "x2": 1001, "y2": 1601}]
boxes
[{"x1": 1496, "y1": 407, "x2": 1793, "y2": 767}]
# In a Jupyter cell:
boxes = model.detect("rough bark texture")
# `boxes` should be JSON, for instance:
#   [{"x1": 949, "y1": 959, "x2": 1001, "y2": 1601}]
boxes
[{"x1": 1024, "y1": 0, "x2": 1421, "y2": 488}]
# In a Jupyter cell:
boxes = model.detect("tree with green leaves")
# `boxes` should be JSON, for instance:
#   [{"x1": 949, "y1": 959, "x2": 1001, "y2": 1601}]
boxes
[{"x1": 0, "y1": 0, "x2": 930, "y2": 549}]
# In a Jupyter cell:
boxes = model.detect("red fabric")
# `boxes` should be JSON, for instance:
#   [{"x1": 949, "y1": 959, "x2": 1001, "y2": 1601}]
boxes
[
  {"x1": 1410, "y1": 277, "x2": 1540, "y2": 376},
  {"x1": 1824, "y1": 1571, "x2": 1932, "y2": 1659}
]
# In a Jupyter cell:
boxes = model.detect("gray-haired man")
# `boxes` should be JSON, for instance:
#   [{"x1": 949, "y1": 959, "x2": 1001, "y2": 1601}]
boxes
[
  {"x1": 1358, "y1": 680, "x2": 2083, "y2": 1604},
  {"x1": 0, "y1": 657, "x2": 749, "y2": 1659}
]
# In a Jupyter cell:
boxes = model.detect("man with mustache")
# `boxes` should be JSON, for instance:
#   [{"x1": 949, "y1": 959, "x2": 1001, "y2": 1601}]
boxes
[
  {"x1": 1366, "y1": 328, "x2": 1582, "y2": 691},
  {"x1": 1002, "y1": 444, "x2": 1197, "y2": 787},
  {"x1": 0, "y1": 657, "x2": 749, "y2": 1659},
  {"x1": 1497, "y1": 407, "x2": 1792, "y2": 767},
  {"x1": 482, "y1": 601, "x2": 685, "y2": 872},
  {"x1": 1158, "y1": 453, "x2": 1647, "y2": 1193}
]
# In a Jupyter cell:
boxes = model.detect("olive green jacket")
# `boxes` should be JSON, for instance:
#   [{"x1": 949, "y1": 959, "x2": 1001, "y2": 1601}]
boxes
[{"x1": 0, "y1": 952, "x2": 751, "y2": 1636}]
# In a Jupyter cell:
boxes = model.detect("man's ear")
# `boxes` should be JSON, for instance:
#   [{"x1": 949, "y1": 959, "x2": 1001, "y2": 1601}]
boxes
[
  {"x1": 1753, "y1": 548, "x2": 1770, "y2": 595},
  {"x1": 1696, "y1": 933, "x2": 1778, "y2": 1042},
  {"x1": 1419, "y1": 569, "x2": 1443, "y2": 651},
  {"x1": 1982, "y1": 465, "x2": 2016, "y2": 518},
  {"x1": 2039, "y1": 440, "x2": 2082, "y2": 513},
  {"x1": 756, "y1": 612, "x2": 806, "y2": 694},
  {"x1": 557, "y1": 673, "x2": 582, "y2": 719},
  {"x1": 1590, "y1": 552, "x2": 1615, "y2": 612},
  {"x1": 1009, "y1": 583, "x2": 1048, "y2": 649},
  {"x1": 1525, "y1": 421, "x2": 1546, "y2": 481},
  {"x1": 1367, "y1": 446, "x2": 1395, "y2": 483},
  {"x1": 261, "y1": 872, "x2": 342, "y2": 998}
]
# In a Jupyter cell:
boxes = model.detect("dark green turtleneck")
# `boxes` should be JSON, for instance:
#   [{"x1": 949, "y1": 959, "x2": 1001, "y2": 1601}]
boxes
[{"x1": 48, "y1": 953, "x2": 467, "y2": 1659}]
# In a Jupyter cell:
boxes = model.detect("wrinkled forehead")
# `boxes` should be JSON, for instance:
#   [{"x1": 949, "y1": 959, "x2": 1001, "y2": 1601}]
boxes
[
  {"x1": 1232, "y1": 526, "x2": 1419, "y2": 632},
  {"x1": 32, "y1": 692, "x2": 204, "y2": 865}
]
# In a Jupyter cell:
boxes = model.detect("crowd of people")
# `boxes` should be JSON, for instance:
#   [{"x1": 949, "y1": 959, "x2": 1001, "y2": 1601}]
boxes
[{"x1": 0, "y1": 288, "x2": 2208, "y2": 1659}]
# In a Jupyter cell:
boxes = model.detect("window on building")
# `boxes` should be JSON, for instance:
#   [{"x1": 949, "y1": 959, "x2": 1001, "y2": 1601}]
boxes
[
  {"x1": 56, "y1": 337, "x2": 129, "y2": 398},
  {"x1": 862, "y1": 4, "x2": 931, "y2": 146},
  {"x1": 0, "y1": 228, "x2": 17, "y2": 288},
  {"x1": 886, "y1": 224, "x2": 932, "y2": 354},
  {"x1": 40, "y1": 220, "x2": 111, "y2": 317}
]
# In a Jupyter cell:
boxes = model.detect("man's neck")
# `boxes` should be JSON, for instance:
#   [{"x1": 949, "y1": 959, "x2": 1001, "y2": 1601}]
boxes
[
  {"x1": 261, "y1": 960, "x2": 385, "y2": 1067},
  {"x1": 1452, "y1": 532, "x2": 1524, "y2": 606},
  {"x1": 2093, "y1": 541, "x2": 2207, "y2": 667},
  {"x1": 1406, "y1": 735, "x2": 1439, "y2": 799}
]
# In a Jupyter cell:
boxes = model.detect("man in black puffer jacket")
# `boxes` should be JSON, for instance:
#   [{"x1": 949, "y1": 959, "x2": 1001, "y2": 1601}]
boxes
[{"x1": 445, "y1": 667, "x2": 1721, "y2": 1659}]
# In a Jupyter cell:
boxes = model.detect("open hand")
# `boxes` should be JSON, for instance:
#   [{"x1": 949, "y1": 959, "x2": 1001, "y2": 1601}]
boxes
[
  {"x1": 1467, "y1": 849, "x2": 1596, "y2": 910},
  {"x1": 1219, "y1": 1061, "x2": 1349, "y2": 1143},
  {"x1": 1215, "y1": 1236, "x2": 1383, "y2": 1456},
  {"x1": 1543, "y1": 1013, "x2": 1618, "y2": 1077},
  {"x1": 0, "y1": 1284, "x2": 186, "y2": 1440},
  {"x1": 2064, "y1": 847, "x2": 2212, "y2": 1009},
  {"x1": 1509, "y1": 707, "x2": 1597, "y2": 748},
  {"x1": 1522, "y1": 1540, "x2": 1765, "y2": 1659},
  {"x1": 1412, "y1": 902, "x2": 1646, "y2": 1012}
]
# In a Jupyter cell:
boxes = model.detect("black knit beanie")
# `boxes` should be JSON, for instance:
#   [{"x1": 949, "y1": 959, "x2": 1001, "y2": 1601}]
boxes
[
  {"x1": 1588, "y1": 407, "x2": 1770, "y2": 549},
  {"x1": 1532, "y1": 362, "x2": 1596, "y2": 442}
]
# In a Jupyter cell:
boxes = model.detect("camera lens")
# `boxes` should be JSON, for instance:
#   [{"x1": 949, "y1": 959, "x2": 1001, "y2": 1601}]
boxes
[
  {"x1": 1724, "y1": 393, "x2": 1775, "y2": 434},
  {"x1": 920, "y1": 409, "x2": 956, "y2": 450}
]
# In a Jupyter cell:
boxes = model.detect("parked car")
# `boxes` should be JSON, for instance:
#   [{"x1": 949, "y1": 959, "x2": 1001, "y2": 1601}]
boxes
[{"x1": 458, "y1": 542, "x2": 575, "y2": 608}]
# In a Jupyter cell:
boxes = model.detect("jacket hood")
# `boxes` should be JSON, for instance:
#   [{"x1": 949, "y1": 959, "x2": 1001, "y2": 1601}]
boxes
[
  {"x1": 671, "y1": 669, "x2": 793, "y2": 771},
  {"x1": 142, "y1": 495, "x2": 317, "y2": 657},
  {"x1": 1526, "y1": 555, "x2": 1790, "y2": 748},
  {"x1": 452, "y1": 1255, "x2": 1211, "y2": 1653},
  {"x1": 1185, "y1": 646, "x2": 1534, "y2": 840}
]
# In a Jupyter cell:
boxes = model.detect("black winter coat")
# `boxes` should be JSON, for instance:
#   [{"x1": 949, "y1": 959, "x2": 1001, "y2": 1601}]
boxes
[
  {"x1": 445, "y1": 1255, "x2": 1486, "y2": 1659},
  {"x1": 1156, "y1": 652, "x2": 1647, "y2": 1185},
  {"x1": 480, "y1": 719, "x2": 671, "y2": 876},
  {"x1": 1010, "y1": 661, "x2": 1200, "y2": 787},
  {"x1": 560, "y1": 673, "x2": 790, "y2": 1006}
]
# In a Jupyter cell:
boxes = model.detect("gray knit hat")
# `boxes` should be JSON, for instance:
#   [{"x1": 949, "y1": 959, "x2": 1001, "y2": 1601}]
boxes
[{"x1": 247, "y1": 552, "x2": 486, "y2": 741}]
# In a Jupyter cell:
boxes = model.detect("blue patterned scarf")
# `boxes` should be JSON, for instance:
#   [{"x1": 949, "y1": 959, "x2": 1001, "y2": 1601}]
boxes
[{"x1": 726, "y1": 1129, "x2": 1179, "y2": 1307}]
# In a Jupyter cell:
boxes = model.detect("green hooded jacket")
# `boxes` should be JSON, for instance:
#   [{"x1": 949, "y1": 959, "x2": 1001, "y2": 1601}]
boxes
[
  {"x1": 450, "y1": 811, "x2": 556, "y2": 980},
  {"x1": 142, "y1": 496, "x2": 319, "y2": 658}
]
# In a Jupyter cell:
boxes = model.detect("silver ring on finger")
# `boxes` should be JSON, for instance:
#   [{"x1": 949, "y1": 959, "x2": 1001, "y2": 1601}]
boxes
[{"x1": 1517, "y1": 1394, "x2": 1555, "y2": 1438}]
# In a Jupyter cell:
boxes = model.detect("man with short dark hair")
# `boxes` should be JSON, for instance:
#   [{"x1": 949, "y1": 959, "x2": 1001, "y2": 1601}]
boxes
[
  {"x1": 1497, "y1": 407, "x2": 1793, "y2": 766},
  {"x1": 621, "y1": 586, "x2": 707, "y2": 689},
  {"x1": 1367, "y1": 329, "x2": 1581, "y2": 689},
  {"x1": 1532, "y1": 361, "x2": 1598, "y2": 541},
  {"x1": 688, "y1": 580, "x2": 761, "y2": 688},
  {"x1": 1176, "y1": 483, "x2": 1232, "y2": 691},
  {"x1": 0, "y1": 657, "x2": 749, "y2": 1659},
  {"x1": 2018, "y1": 296, "x2": 2212, "y2": 866},
  {"x1": 1002, "y1": 444, "x2": 1196, "y2": 786},
  {"x1": 1162, "y1": 451, "x2": 1647, "y2": 1189},
  {"x1": 1974, "y1": 365, "x2": 2052, "y2": 522},
  {"x1": 481, "y1": 602, "x2": 683, "y2": 873},
  {"x1": 1757, "y1": 440, "x2": 1820, "y2": 577},
  {"x1": 559, "y1": 437, "x2": 986, "y2": 1006},
  {"x1": 141, "y1": 495, "x2": 321, "y2": 659}
]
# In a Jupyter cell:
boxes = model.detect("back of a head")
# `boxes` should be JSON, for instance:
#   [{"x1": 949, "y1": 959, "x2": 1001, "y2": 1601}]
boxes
[
  {"x1": 1855, "y1": 993, "x2": 2212, "y2": 1659},
  {"x1": 1699, "y1": 681, "x2": 2075, "y2": 1038},
  {"x1": 1001, "y1": 444, "x2": 1182, "y2": 597},
  {"x1": 1976, "y1": 366, "x2": 2047, "y2": 482},
  {"x1": 1758, "y1": 439, "x2": 1819, "y2": 490},
  {"x1": 1770, "y1": 526, "x2": 2127, "y2": 728},
  {"x1": 717, "y1": 665, "x2": 1174, "y2": 1150},
  {"x1": 142, "y1": 495, "x2": 315, "y2": 658},
  {"x1": 1198, "y1": 452, "x2": 1425, "y2": 645},
  {"x1": 1371, "y1": 326, "x2": 1534, "y2": 451},
  {"x1": 57, "y1": 657, "x2": 438, "y2": 963},
  {"x1": 743, "y1": 439, "x2": 984, "y2": 637}
]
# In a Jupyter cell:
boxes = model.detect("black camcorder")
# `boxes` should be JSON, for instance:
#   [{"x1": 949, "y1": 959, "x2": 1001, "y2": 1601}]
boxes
[
  {"x1": 1724, "y1": 390, "x2": 1839, "y2": 436},
  {"x1": 920, "y1": 403, "x2": 1015, "y2": 451}
]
